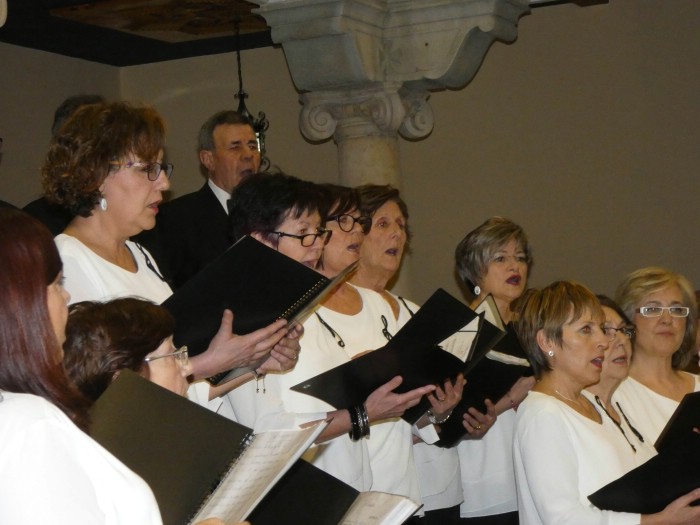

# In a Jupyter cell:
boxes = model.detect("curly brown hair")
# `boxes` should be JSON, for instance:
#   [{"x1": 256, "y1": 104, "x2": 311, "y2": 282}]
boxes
[{"x1": 42, "y1": 101, "x2": 166, "y2": 217}]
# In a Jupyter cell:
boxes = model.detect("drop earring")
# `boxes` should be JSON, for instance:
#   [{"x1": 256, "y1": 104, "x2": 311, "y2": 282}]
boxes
[
  {"x1": 473, "y1": 285, "x2": 481, "y2": 296},
  {"x1": 100, "y1": 197, "x2": 108, "y2": 211}
]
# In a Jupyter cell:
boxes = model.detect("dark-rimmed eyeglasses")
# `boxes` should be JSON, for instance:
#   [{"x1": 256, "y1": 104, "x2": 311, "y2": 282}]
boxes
[
  {"x1": 109, "y1": 161, "x2": 174, "y2": 181},
  {"x1": 602, "y1": 325, "x2": 636, "y2": 339},
  {"x1": 270, "y1": 228, "x2": 332, "y2": 247},
  {"x1": 635, "y1": 306, "x2": 690, "y2": 318},
  {"x1": 144, "y1": 346, "x2": 189, "y2": 366},
  {"x1": 328, "y1": 214, "x2": 372, "y2": 234}
]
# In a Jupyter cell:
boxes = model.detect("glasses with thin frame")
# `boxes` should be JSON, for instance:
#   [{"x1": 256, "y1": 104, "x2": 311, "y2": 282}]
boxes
[
  {"x1": 109, "y1": 161, "x2": 174, "y2": 181},
  {"x1": 602, "y1": 324, "x2": 636, "y2": 340},
  {"x1": 635, "y1": 306, "x2": 690, "y2": 318},
  {"x1": 328, "y1": 214, "x2": 372, "y2": 234},
  {"x1": 144, "y1": 346, "x2": 189, "y2": 367},
  {"x1": 270, "y1": 228, "x2": 332, "y2": 247}
]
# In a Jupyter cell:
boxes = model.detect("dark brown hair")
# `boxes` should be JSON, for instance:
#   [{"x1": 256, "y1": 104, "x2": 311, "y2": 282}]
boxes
[
  {"x1": 355, "y1": 184, "x2": 412, "y2": 243},
  {"x1": 42, "y1": 101, "x2": 166, "y2": 217},
  {"x1": 0, "y1": 209, "x2": 89, "y2": 428},
  {"x1": 63, "y1": 298, "x2": 175, "y2": 403}
]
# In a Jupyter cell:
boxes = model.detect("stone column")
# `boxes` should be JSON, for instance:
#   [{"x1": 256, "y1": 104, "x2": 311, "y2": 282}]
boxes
[
  {"x1": 255, "y1": 0, "x2": 528, "y2": 186},
  {"x1": 299, "y1": 82, "x2": 433, "y2": 186},
  {"x1": 254, "y1": 0, "x2": 529, "y2": 291}
]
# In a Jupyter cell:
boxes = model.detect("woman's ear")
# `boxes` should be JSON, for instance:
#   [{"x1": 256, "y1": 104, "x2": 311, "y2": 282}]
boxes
[
  {"x1": 536, "y1": 329, "x2": 554, "y2": 358},
  {"x1": 251, "y1": 231, "x2": 275, "y2": 250}
]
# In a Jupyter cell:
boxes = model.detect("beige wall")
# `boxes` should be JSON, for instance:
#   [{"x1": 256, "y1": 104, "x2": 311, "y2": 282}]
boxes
[
  {"x1": 1, "y1": 0, "x2": 699, "y2": 304},
  {"x1": 0, "y1": 43, "x2": 119, "y2": 205}
]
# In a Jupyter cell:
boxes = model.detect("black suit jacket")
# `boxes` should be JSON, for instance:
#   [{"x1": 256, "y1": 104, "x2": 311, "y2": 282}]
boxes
[
  {"x1": 136, "y1": 183, "x2": 232, "y2": 290},
  {"x1": 23, "y1": 197, "x2": 73, "y2": 235}
]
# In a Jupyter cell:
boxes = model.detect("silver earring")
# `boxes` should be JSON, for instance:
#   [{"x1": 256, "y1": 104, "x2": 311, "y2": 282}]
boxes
[
  {"x1": 100, "y1": 197, "x2": 108, "y2": 211},
  {"x1": 547, "y1": 350, "x2": 554, "y2": 357},
  {"x1": 474, "y1": 285, "x2": 481, "y2": 296}
]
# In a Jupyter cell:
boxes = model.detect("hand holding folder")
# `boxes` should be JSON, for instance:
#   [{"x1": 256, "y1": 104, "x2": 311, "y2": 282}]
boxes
[
  {"x1": 161, "y1": 236, "x2": 357, "y2": 384},
  {"x1": 291, "y1": 288, "x2": 505, "y2": 424}
]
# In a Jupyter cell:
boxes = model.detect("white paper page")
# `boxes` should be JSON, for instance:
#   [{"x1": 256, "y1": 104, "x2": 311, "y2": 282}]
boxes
[
  {"x1": 338, "y1": 491, "x2": 420, "y2": 525},
  {"x1": 192, "y1": 421, "x2": 327, "y2": 524}
]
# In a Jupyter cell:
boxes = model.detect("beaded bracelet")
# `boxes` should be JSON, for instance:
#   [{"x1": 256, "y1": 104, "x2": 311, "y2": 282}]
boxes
[
  {"x1": 427, "y1": 408, "x2": 452, "y2": 425},
  {"x1": 348, "y1": 404, "x2": 370, "y2": 441}
]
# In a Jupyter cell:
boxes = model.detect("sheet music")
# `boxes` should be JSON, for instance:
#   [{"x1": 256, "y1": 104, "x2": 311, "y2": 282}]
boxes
[
  {"x1": 338, "y1": 492, "x2": 420, "y2": 525},
  {"x1": 192, "y1": 422, "x2": 327, "y2": 524},
  {"x1": 439, "y1": 315, "x2": 480, "y2": 362}
]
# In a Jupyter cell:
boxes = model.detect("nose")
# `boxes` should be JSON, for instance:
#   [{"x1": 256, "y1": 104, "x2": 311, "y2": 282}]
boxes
[
  {"x1": 62, "y1": 287, "x2": 71, "y2": 305},
  {"x1": 156, "y1": 170, "x2": 170, "y2": 191}
]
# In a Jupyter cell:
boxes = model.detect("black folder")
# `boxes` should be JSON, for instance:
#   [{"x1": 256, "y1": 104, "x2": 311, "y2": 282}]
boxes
[
  {"x1": 588, "y1": 431, "x2": 700, "y2": 514},
  {"x1": 290, "y1": 288, "x2": 505, "y2": 424},
  {"x1": 161, "y1": 235, "x2": 356, "y2": 384},
  {"x1": 654, "y1": 391, "x2": 700, "y2": 452},
  {"x1": 436, "y1": 295, "x2": 533, "y2": 448},
  {"x1": 89, "y1": 371, "x2": 325, "y2": 525}
]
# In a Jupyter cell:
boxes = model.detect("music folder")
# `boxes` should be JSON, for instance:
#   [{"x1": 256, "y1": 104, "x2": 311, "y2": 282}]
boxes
[
  {"x1": 588, "y1": 431, "x2": 700, "y2": 514},
  {"x1": 161, "y1": 235, "x2": 357, "y2": 384},
  {"x1": 290, "y1": 288, "x2": 505, "y2": 424},
  {"x1": 654, "y1": 391, "x2": 700, "y2": 452},
  {"x1": 435, "y1": 295, "x2": 533, "y2": 447},
  {"x1": 89, "y1": 370, "x2": 327, "y2": 525}
]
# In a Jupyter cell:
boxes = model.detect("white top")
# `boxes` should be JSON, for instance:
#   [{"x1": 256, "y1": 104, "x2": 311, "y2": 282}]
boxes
[
  {"x1": 613, "y1": 373, "x2": 700, "y2": 445},
  {"x1": 341, "y1": 286, "x2": 421, "y2": 503},
  {"x1": 0, "y1": 392, "x2": 162, "y2": 524},
  {"x1": 582, "y1": 390, "x2": 657, "y2": 465},
  {"x1": 458, "y1": 408, "x2": 517, "y2": 516},
  {"x1": 395, "y1": 294, "x2": 463, "y2": 512},
  {"x1": 224, "y1": 306, "x2": 372, "y2": 492},
  {"x1": 225, "y1": 285, "x2": 422, "y2": 503},
  {"x1": 56, "y1": 234, "x2": 172, "y2": 305},
  {"x1": 514, "y1": 392, "x2": 642, "y2": 525},
  {"x1": 55, "y1": 233, "x2": 222, "y2": 413}
]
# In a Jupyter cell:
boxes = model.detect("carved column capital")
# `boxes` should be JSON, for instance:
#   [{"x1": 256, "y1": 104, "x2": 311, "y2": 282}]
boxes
[{"x1": 299, "y1": 83, "x2": 433, "y2": 142}]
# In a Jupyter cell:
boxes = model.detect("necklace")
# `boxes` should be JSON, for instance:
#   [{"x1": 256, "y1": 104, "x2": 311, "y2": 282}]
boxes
[
  {"x1": 553, "y1": 388, "x2": 577, "y2": 403},
  {"x1": 553, "y1": 388, "x2": 600, "y2": 422}
]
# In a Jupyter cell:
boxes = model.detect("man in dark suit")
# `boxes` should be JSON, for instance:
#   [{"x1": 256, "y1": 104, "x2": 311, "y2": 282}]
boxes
[{"x1": 137, "y1": 110, "x2": 261, "y2": 289}]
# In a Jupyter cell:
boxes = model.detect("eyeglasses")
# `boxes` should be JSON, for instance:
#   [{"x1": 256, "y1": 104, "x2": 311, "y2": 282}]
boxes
[
  {"x1": 109, "y1": 161, "x2": 174, "y2": 181},
  {"x1": 328, "y1": 214, "x2": 372, "y2": 234},
  {"x1": 144, "y1": 346, "x2": 189, "y2": 366},
  {"x1": 635, "y1": 306, "x2": 690, "y2": 318},
  {"x1": 602, "y1": 325, "x2": 636, "y2": 339},
  {"x1": 270, "y1": 228, "x2": 332, "y2": 247}
]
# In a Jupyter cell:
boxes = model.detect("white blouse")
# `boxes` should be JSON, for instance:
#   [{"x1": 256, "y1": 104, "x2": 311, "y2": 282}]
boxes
[
  {"x1": 614, "y1": 373, "x2": 700, "y2": 445},
  {"x1": 0, "y1": 392, "x2": 162, "y2": 524},
  {"x1": 514, "y1": 392, "x2": 641, "y2": 525}
]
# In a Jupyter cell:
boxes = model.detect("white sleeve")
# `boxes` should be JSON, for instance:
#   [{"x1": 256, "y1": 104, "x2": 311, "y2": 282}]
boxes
[
  {"x1": 1, "y1": 418, "x2": 110, "y2": 523},
  {"x1": 516, "y1": 407, "x2": 641, "y2": 525}
]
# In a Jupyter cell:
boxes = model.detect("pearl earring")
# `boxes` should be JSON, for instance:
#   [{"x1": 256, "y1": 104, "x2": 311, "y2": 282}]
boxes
[
  {"x1": 547, "y1": 350, "x2": 554, "y2": 357},
  {"x1": 473, "y1": 285, "x2": 481, "y2": 296},
  {"x1": 100, "y1": 197, "x2": 108, "y2": 211}
]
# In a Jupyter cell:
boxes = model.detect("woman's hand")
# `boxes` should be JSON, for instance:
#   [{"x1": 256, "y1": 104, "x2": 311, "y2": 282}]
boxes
[
  {"x1": 495, "y1": 375, "x2": 536, "y2": 415},
  {"x1": 188, "y1": 310, "x2": 288, "y2": 380},
  {"x1": 365, "y1": 376, "x2": 436, "y2": 422},
  {"x1": 642, "y1": 488, "x2": 700, "y2": 524},
  {"x1": 427, "y1": 373, "x2": 466, "y2": 421},
  {"x1": 258, "y1": 324, "x2": 304, "y2": 374},
  {"x1": 509, "y1": 375, "x2": 536, "y2": 405},
  {"x1": 462, "y1": 399, "x2": 497, "y2": 439}
]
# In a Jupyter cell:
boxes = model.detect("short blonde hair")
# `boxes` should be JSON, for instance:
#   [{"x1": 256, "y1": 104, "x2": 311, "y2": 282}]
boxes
[
  {"x1": 514, "y1": 281, "x2": 602, "y2": 379},
  {"x1": 615, "y1": 267, "x2": 697, "y2": 369}
]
